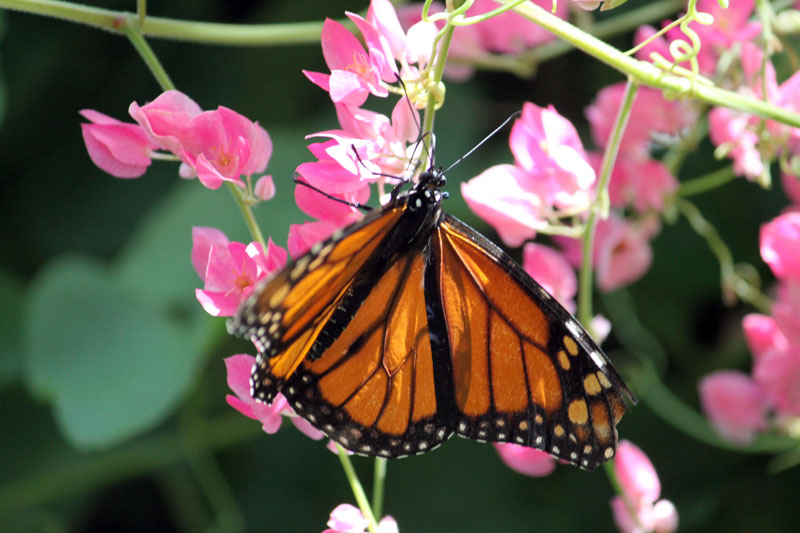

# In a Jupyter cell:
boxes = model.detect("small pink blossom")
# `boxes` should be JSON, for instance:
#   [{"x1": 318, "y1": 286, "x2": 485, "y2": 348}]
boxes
[
  {"x1": 699, "y1": 370, "x2": 771, "y2": 443},
  {"x1": 611, "y1": 440, "x2": 678, "y2": 533},
  {"x1": 708, "y1": 106, "x2": 764, "y2": 181},
  {"x1": 772, "y1": 281, "x2": 800, "y2": 346},
  {"x1": 288, "y1": 220, "x2": 341, "y2": 258},
  {"x1": 80, "y1": 109, "x2": 158, "y2": 178},
  {"x1": 324, "y1": 503, "x2": 399, "y2": 533},
  {"x1": 254, "y1": 175, "x2": 276, "y2": 201},
  {"x1": 522, "y1": 242, "x2": 577, "y2": 313},
  {"x1": 461, "y1": 164, "x2": 548, "y2": 247},
  {"x1": 753, "y1": 342, "x2": 800, "y2": 416},
  {"x1": 760, "y1": 212, "x2": 800, "y2": 283},
  {"x1": 510, "y1": 102, "x2": 596, "y2": 211},
  {"x1": 129, "y1": 90, "x2": 272, "y2": 190},
  {"x1": 592, "y1": 153, "x2": 677, "y2": 213},
  {"x1": 494, "y1": 443, "x2": 556, "y2": 477},
  {"x1": 192, "y1": 227, "x2": 287, "y2": 316},
  {"x1": 781, "y1": 172, "x2": 800, "y2": 206},
  {"x1": 225, "y1": 354, "x2": 289, "y2": 434},
  {"x1": 304, "y1": 17, "x2": 394, "y2": 106},
  {"x1": 742, "y1": 314, "x2": 788, "y2": 362},
  {"x1": 594, "y1": 215, "x2": 658, "y2": 292},
  {"x1": 466, "y1": 0, "x2": 567, "y2": 54}
]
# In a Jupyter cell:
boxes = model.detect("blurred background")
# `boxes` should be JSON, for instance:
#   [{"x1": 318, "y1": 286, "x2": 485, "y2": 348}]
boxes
[{"x1": 1, "y1": 0, "x2": 798, "y2": 531}]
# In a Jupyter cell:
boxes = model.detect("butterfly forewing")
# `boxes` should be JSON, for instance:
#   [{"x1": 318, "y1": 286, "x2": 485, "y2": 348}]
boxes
[
  {"x1": 229, "y1": 206, "x2": 406, "y2": 402},
  {"x1": 432, "y1": 215, "x2": 631, "y2": 470}
]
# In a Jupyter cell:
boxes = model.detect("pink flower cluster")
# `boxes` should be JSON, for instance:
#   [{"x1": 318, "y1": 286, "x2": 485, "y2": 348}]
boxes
[
  {"x1": 637, "y1": 0, "x2": 800, "y2": 187},
  {"x1": 611, "y1": 441, "x2": 678, "y2": 533},
  {"x1": 700, "y1": 212, "x2": 800, "y2": 443},
  {"x1": 81, "y1": 90, "x2": 274, "y2": 193},
  {"x1": 323, "y1": 504, "x2": 398, "y2": 533}
]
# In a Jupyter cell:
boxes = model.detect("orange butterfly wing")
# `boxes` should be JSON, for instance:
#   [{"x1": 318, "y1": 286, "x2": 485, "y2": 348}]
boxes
[{"x1": 430, "y1": 215, "x2": 631, "y2": 469}]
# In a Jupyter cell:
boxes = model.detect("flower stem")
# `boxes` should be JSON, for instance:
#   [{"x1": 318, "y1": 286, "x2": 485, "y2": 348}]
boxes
[
  {"x1": 578, "y1": 78, "x2": 639, "y2": 328},
  {"x1": 372, "y1": 458, "x2": 387, "y2": 520},
  {"x1": 336, "y1": 447, "x2": 379, "y2": 533},
  {"x1": 120, "y1": 16, "x2": 175, "y2": 91},
  {"x1": 227, "y1": 183, "x2": 267, "y2": 249},
  {"x1": 677, "y1": 165, "x2": 736, "y2": 197}
]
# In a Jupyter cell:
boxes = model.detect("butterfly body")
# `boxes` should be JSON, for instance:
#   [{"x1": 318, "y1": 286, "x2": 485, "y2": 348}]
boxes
[{"x1": 229, "y1": 168, "x2": 633, "y2": 470}]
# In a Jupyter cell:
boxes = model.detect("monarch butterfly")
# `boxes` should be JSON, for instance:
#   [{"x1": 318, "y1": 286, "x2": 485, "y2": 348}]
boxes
[{"x1": 228, "y1": 164, "x2": 635, "y2": 471}]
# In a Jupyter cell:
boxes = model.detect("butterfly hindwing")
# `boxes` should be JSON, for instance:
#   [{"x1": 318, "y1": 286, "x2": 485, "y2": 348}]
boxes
[{"x1": 431, "y1": 214, "x2": 630, "y2": 470}]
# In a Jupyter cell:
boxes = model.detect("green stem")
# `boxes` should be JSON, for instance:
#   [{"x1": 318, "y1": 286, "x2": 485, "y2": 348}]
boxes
[
  {"x1": 0, "y1": 0, "x2": 324, "y2": 46},
  {"x1": 372, "y1": 458, "x2": 387, "y2": 520},
  {"x1": 677, "y1": 165, "x2": 736, "y2": 197},
  {"x1": 675, "y1": 198, "x2": 772, "y2": 313},
  {"x1": 578, "y1": 78, "x2": 639, "y2": 327},
  {"x1": 502, "y1": 0, "x2": 800, "y2": 128},
  {"x1": 336, "y1": 447, "x2": 379, "y2": 533},
  {"x1": 120, "y1": 16, "x2": 175, "y2": 91},
  {"x1": 184, "y1": 449, "x2": 245, "y2": 532},
  {"x1": 227, "y1": 182, "x2": 267, "y2": 249}
]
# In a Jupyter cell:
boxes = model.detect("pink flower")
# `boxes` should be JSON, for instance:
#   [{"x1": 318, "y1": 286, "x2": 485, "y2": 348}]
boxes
[
  {"x1": 323, "y1": 503, "x2": 399, "y2": 533},
  {"x1": 522, "y1": 243, "x2": 577, "y2": 313},
  {"x1": 287, "y1": 220, "x2": 341, "y2": 258},
  {"x1": 781, "y1": 172, "x2": 800, "y2": 206},
  {"x1": 753, "y1": 341, "x2": 800, "y2": 417},
  {"x1": 461, "y1": 164, "x2": 548, "y2": 247},
  {"x1": 708, "y1": 106, "x2": 764, "y2": 181},
  {"x1": 594, "y1": 215, "x2": 658, "y2": 292},
  {"x1": 593, "y1": 153, "x2": 677, "y2": 213},
  {"x1": 699, "y1": 370, "x2": 771, "y2": 444},
  {"x1": 742, "y1": 314, "x2": 788, "y2": 362},
  {"x1": 80, "y1": 109, "x2": 158, "y2": 178},
  {"x1": 304, "y1": 17, "x2": 395, "y2": 106},
  {"x1": 587, "y1": 84, "x2": 695, "y2": 160},
  {"x1": 494, "y1": 443, "x2": 556, "y2": 477},
  {"x1": 225, "y1": 354, "x2": 326, "y2": 440},
  {"x1": 611, "y1": 440, "x2": 678, "y2": 533},
  {"x1": 192, "y1": 227, "x2": 287, "y2": 316},
  {"x1": 254, "y1": 175, "x2": 275, "y2": 201},
  {"x1": 466, "y1": 0, "x2": 567, "y2": 54},
  {"x1": 129, "y1": 90, "x2": 272, "y2": 190},
  {"x1": 510, "y1": 102, "x2": 596, "y2": 211},
  {"x1": 225, "y1": 354, "x2": 289, "y2": 434},
  {"x1": 772, "y1": 281, "x2": 800, "y2": 346},
  {"x1": 760, "y1": 212, "x2": 800, "y2": 283}
]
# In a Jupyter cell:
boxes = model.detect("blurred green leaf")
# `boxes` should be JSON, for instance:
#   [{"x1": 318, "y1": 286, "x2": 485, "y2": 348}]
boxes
[
  {"x1": 0, "y1": 268, "x2": 25, "y2": 385},
  {"x1": 24, "y1": 254, "x2": 210, "y2": 450}
]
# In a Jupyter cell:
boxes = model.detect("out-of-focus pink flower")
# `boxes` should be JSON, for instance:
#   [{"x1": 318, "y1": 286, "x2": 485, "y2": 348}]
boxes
[
  {"x1": 522, "y1": 242, "x2": 577, "y2": 313},
  {"x1": 129, "y1": 90, "x2": 272, "y2": 190},
  {"x1": 254, "y1": 175, "x2": 275, "y2": 201},
  {"x1": 742, "y1": 314, "x2": 788, "y2": 363},
  {"x1": 511, "y1": 102, "x2": 596, "y2": 211},
  {"x1": 192, "y1": 227, "x2": 287, "y2": 316},
  {"x1": 772, "y1": 281, "x2": 800, "y2": 346},
  {"x1": 611, "y1": 440, "x2": 678, "y2": 533},
  {"x1": 461, "y1": 164, "x2": 548, "y2": 247},
  {"x1": 760, "y1": 212, "x2": 800, "y2": 283},
  {"x1": 753, "y1": 342, "x2": 800, "y2": 417},
  {"x1": 304, "y1": 17, "x2": 395, "y2": 106},
  {"x1": 288, "y1": 220, "x2": 342, "y2": 258},
  {"x1": 594, "y1": 215, "x2": 659, "y2": 292},
  {"x1": 466, "y1": 0, "x2": 567, "y2": 54},
  {"x1": 225, "y1": 354, "x2": 289, "y2": 434},
  {"x1": 323, "y1": 503, "x2": 399, "y2": 533},
  {"x1": 80, "y1": 109, "x2": 158, "y2": 178},
  {"x1": 592, "y1": 153, "x2": 677, "y2": 213},
  {"x1": 494, "y1": 443, "x2": 556, "y2": 477},
  {"x1": 781, "y1": 172, "x2": 800, "y2": 205},
  {"x1": 708, "y1": 106, "x2": 764, "y2": 181},
  {"x1": 699, "y1": 370, "x2": 771, "y2": 443},
  {"x1": 587, "y1": 84, "x2": 695, "y2": 160}
]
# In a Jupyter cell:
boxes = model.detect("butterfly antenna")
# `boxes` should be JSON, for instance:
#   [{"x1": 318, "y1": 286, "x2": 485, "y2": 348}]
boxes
[
  {"x1": 442, "y1": 110, "x2": 522, "y2": 175},
  {"x1": 294, "y1": 174, "x2": 373, "y2": 211},
  {"x1": 349, "y1": 145, "x2": 406, "y2": 184}
]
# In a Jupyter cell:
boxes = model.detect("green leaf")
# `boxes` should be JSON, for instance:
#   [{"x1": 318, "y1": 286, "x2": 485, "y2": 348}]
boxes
[{"x1": 24, "y1": 255, "x2": 209, "y2": 450}]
